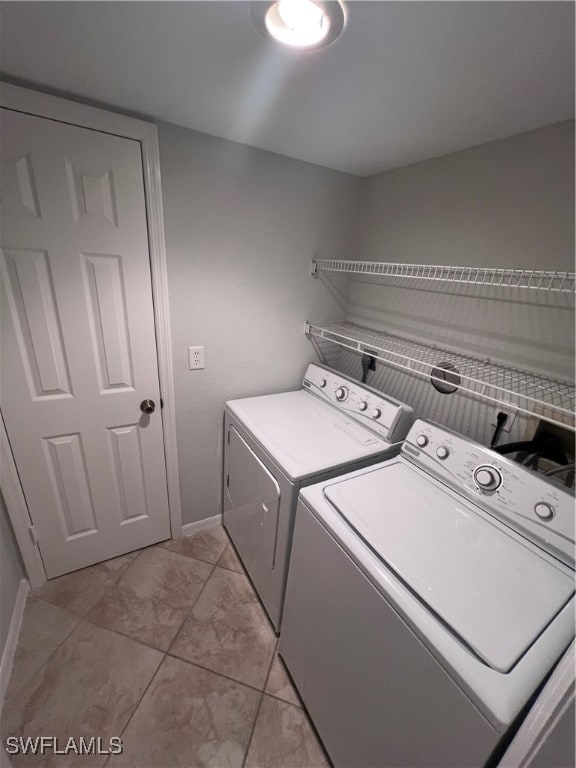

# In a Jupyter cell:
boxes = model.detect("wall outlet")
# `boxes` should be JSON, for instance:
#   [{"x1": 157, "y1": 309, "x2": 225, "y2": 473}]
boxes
[
  {"x1": 188, "y1": 346, "x2": 204, "y2": 370},
  {"x1": 491, "y1": 407, "x2": 517, "y2": 434}
]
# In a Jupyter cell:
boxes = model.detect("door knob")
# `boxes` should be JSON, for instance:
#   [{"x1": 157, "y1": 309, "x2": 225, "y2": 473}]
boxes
[{"x1": 140, "y1": 399, "x2": 156, "y2": 414}]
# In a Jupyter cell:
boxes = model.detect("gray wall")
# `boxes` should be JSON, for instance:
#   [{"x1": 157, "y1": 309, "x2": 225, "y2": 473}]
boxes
[
  {"x1": 357, "y1": 121, "x2": 574, "y2": 272},
  {"x1": 161, "y1": 120, "x2": 573, "y2": 526},
  {"x1": 338, "y1": 121, "x2": 575, "y2": 445},
  {"x1": 158, "y1": 123, "x2": 361, "y2": 526},
  {"x1": 0, "y1": 487, "x2": 25, "y2": 655}
]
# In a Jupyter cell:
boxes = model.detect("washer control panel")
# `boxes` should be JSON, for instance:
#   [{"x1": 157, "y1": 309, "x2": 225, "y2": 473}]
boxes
[
  {"x1": 473, "y1": 465, "x2": 502, "y2": 492},
  {"x1": 403, "y1": 419, "x2": 575, "y2": 566},
  {"x1": 534, "y1": 502, "x2": 555, "y2": 521},
  {"x1": 436, "y1": 446, "x2": 450, "y2": 461},
  {"x1": 303, "y1": 364, "x2": 414, "y2": 444}
]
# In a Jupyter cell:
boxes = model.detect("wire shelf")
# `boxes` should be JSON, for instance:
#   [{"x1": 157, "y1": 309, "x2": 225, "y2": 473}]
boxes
[
  {"x1": 305, "y1": 321, "x2": 576, "y2": 431},
  {"x1": 311, "y1": 259, "x2": 576, "y2": 293}
]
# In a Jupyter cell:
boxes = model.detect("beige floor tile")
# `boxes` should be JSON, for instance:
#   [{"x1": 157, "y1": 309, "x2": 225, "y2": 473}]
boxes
[
  {"x1": 245, "y1": 695, "x2": 330, "y2": 768},
  {"x1": 217, "y1": 543, "x2": 245, "y2": 574},
  {"x1": 86, "y1": 547, "x2": 213, "y2": 651},
  {"x1": 162, "y1": 525, "x2": 229, "y2": 564},
  {"x1": 2, "y1": 621, "x2": 162, "y2": 768},
  {"x1": 113, "y1": 655, "x2": 260, "y2": 768},
  {"x1": 33, "y1": 552, "x2": 139, "y2": 616},
  {"x1": 170, "y1": 567, "x2": 276, "y2": 689},
  {"x1": 265, "y1": 653, "x2": 301, "y2": 707},
  {"x1": 6, "y1": 598, "x2": 80, "y2": 697}
]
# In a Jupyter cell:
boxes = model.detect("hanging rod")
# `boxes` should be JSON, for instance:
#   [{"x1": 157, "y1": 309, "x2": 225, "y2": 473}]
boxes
[{"x1": 310, "y1": 259, "x2": 576, "y2": 293}]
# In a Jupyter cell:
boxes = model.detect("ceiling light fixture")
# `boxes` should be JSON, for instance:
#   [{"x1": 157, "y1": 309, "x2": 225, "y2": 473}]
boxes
[
  {"x1": 267, "y1": 0, "x2": 328, "y2": 48},
  {"x1": 252, "y1": 1, "x2": 347, "y2": 52}
]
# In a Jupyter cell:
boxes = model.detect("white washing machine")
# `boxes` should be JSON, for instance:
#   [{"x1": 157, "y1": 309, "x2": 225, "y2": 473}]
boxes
[
  {"x1": 222, "y1": 363, "x2": 414, "y2": 632},
  {"x1": 279, "y1": 419, "x2": 575, "y2": 768}
]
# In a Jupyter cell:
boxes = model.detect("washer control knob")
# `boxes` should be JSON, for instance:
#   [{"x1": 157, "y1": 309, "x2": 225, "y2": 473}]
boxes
[
  {"x1": 371, "y1": 408, "x2": 382, "y2": 420},
  {"x1": 473, "y1": 465, "x2": 502, "y2": 492},
  {"x1": 320, "y1": 378, "x2": 327, "y2": 388},
  {"x1": 436, "y1": 446, "x2": 450, "y2": 460},
  {"x1": 416, "y1": 435, "x2": 429, "y2": 448},
  {"x1": 358, "y1": 401, "x2": 368, "y2": 412},
  {"x1": 534, "y1": 502, "x2": 555, "y2": 521},
  {"x1": 335, "y1": 386, "x2": 348, "y2": 402}
]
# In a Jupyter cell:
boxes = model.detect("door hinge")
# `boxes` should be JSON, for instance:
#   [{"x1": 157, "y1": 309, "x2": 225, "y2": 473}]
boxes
[
  {"x1": 160, "y1": 398, "x2": 164, "y2": 409},
  {"x1": 226, "y1": 474, "x2": 229, "y2": 488},
  {"x1": 227, "y1": 431, "x2": 230, "y2": 445},
  {"x1": 28, "y1": 525, "x2": 38, "y2": 546}
]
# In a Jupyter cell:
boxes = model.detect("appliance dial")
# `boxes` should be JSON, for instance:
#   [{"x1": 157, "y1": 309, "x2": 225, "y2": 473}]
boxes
[
  {"x1": 436, "y1": 446, "x2": 449, "y2": 460},
  {"x1": 320, "y1": 378, "x2": 327, "y2": 388},
  {"x1": 534, "y1": 502, "x2": 555, "y2": 521},
  {"x1": 473, "y1": 465, "x2": 502, "y2": 492},
  {"x1": 371, "y1": 408, "x2": 382, "y2": 420},
  {"x1": 358, "y1": 401, "x2": 368, "y2": 412},
  {"x1": 335, "y1": 386, "x2": 348, "y2": 401},
  {"x1": 416, "y1": 435, "x2": 429, "y2": 448}
]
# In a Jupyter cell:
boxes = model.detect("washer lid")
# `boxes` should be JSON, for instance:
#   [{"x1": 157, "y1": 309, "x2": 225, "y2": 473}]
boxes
[
  {"x1": 324, "y1": 463, "x2": 575, "y2": 673},
  {"x1": 227, "y1": 391, "x2": 391, "y2": 480}
]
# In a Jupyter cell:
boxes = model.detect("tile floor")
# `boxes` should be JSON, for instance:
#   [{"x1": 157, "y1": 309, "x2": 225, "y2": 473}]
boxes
[{"x1": 2, "y1": 527, "x2": 331, "y2": 768}]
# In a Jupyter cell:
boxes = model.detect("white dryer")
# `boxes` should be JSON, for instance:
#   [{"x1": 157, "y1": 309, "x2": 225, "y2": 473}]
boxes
[
  {"x1": 223, "y1": 363, "x2": 414, "y2": 631},
  {"x1": 280, "y1": 419, "x2": 575, "y2": 767}
]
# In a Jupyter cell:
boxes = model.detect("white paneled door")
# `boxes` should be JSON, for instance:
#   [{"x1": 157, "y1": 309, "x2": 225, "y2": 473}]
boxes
[{"x1": 0, "y1": 108, "x2": 171, "y2": 578}]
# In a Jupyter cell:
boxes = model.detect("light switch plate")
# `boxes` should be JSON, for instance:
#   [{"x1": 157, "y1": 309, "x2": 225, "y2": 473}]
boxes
[{"x1": 188, "y1": 346, "x2": 204, "y2": 370}]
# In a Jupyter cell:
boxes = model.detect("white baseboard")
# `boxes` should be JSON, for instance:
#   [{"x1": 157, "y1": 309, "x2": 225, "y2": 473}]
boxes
[
  {"x1": 181, "y1": 514, "x2": 223, "y2": 538},
  {"x1": 0, "y1": 578, "x2": 30, "y2": 703}
]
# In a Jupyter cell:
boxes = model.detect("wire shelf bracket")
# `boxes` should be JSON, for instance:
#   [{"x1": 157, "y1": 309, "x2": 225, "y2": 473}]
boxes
[{"x1": 305, "y1": 321, "x2": 576, "y2": 432}]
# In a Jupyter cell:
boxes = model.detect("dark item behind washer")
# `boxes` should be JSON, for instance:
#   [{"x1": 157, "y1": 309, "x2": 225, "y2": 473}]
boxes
[{"x1": 494, "y1": 431, "x2": 574, "y2": 487}]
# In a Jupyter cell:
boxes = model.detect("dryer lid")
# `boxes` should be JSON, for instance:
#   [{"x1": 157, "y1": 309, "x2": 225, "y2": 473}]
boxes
[
  {"x1": 324, "y1": 462, "x2": 575, "y2": 673},
  {"x1": 227, "y1": 391, "x2": 393, "y2": 480}
]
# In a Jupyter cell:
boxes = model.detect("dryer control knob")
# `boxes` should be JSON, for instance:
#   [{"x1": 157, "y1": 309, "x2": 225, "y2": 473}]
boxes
[
  {"x1": 335, "y1": 386, "x2": 348, "y2": 401},
  {"x1": 358, "y1": 401, "x2": 368, "y2": 412},
  {"x1": 320, "y1": 378, "x2": 327, "y2": 388},
  {"x1": 534, "y1": 502, "x2": 555, "y2": 521},
  {"x1": 371, "y1": 408, "x2": 382, "y2": 420},
  {"x1": 416, "y1": 435, "x2": 429, "y2": 448},
  {"x1": 436, "y1": 446, "x2": 450, "y2": 460},
  {"x1": 473, "y1": 465, "x2": 502, "y2": 491}
]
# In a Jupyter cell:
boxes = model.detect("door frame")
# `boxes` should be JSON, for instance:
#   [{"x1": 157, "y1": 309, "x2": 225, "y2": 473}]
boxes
[{"x1": 0, "y1": 82, "x2": 182, "y2": 586}]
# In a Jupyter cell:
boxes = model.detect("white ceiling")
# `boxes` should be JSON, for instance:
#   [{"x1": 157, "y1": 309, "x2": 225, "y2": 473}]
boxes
[{"x1": 0, "y1": 1, "x2": 573, "y2": 176}]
